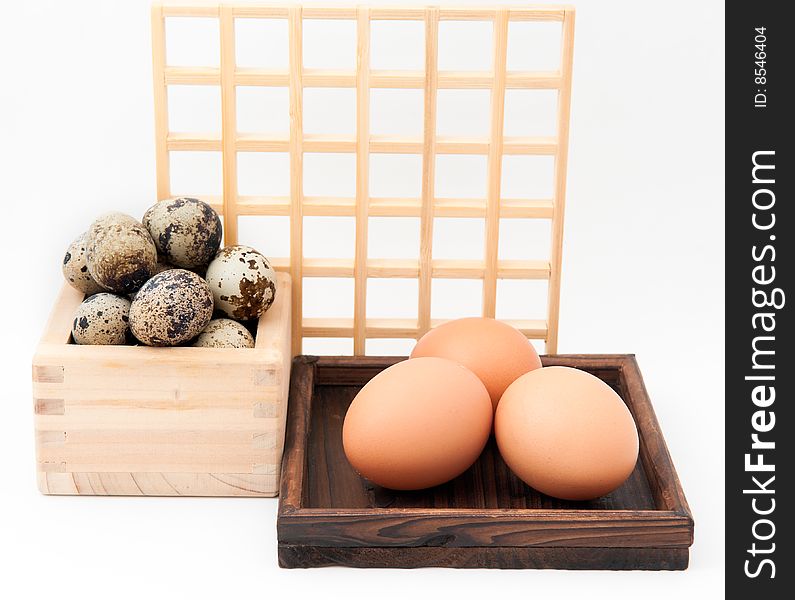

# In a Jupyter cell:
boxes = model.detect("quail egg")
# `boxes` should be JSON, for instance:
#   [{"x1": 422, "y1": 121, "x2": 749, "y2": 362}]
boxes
[
  {"x1": 205, "y1": 246, "x2": 277, "y2": 321},
  {"x1": 86, "y1": 212, "x2": 157, "y2": 294},
  {"x1": 143, "y1": 197, "x2": 222, "y2": 269},
  {"x1": 62, "y1": 232, "x2": 105, "y2": 295},
  {"x1": 192, "y1": 318, "x2": 255, "y2": 348},
  {"x1": 71, "y1": 293, "x2": 131, "y2": 345},
  {"x1": 129, "y1": 269, "x2": 214, "y2": 346}
]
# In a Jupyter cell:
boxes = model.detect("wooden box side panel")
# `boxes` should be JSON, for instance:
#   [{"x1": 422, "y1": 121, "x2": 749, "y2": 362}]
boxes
[
  {"x1": 279, "y1": 544, "x2": 690, "y2": 571},
  {"x1": 33, "y1": 274, "x2": 292, "y2": 496}
]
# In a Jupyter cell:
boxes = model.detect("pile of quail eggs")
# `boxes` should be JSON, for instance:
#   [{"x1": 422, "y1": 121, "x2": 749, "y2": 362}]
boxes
[{"x1": 63, "y1": 197, "x2": 277, "y2": 348}]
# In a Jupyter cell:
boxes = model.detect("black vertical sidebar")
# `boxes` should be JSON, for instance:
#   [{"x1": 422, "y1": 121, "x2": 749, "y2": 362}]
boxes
[{"x1": 726, "y1": 2, "x2": 792, "y2": 596}]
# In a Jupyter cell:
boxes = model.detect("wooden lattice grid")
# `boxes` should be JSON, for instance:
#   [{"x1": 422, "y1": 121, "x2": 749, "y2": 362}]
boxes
[{"x1": 151, "y1": 3, "x2": 575, "y2": 355}]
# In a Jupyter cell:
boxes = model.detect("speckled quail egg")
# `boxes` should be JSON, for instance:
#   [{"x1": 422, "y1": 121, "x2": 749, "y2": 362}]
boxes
[
  {"x1": 143, "y1": 198, "x2": 223, "y2": 269},
  {"x1": 192, "y1": 318, "x2": 255, "y2": 348},
  {"x1": 86, "y1": 212, "x2": 157, "y2": 294},
  {"x1": 205, "y1": 245, "x2": 277, "y2": 321},
  {"x1": 127, "y1": 258, "x2": 176, "y2": 301},
  {"x1": 62, "y1": 233, "x2": 105, "y2": 295},
  {"x1": 71, "y1": 293, "x2": 131, "y2": 345},
  {"x1": 129, "y1": 269, "x2": 214, "y2": 346}
]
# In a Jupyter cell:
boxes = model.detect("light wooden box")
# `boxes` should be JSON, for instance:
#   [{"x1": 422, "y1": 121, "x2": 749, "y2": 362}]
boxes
[{"x1": 33, "y1": 273, "x2": 291, "y2": 496}]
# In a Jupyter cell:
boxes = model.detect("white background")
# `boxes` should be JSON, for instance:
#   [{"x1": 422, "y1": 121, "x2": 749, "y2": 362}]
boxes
[{"x1": 0, "y1": 0, "x2": 724, "y2": 598}]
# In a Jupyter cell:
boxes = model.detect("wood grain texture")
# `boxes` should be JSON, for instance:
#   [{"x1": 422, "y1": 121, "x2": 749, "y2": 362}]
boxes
[
  {"x1": 279, "y1": 545, "x2": 690, "y2": 570},
  {"x1": 32, "y1": 273, "x2": 292, "y2": 497},
  {"x1": 38, "y1": 471, "x2": 278, "y2": 497},
  {"x1": 277, "y1": 354, "x2": 694, "y2": 569}
]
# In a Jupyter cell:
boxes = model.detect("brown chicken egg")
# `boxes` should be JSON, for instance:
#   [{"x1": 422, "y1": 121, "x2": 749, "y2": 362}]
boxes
[
  {"x1": 342, "y1": 357, "x2": 493, "y2": 490},
  {"x1": 495, "y1": 366, "x2": 639, "y2": 501},
  {"x1": 410, "y1": 317, "x2": 542, "y2": 411}
]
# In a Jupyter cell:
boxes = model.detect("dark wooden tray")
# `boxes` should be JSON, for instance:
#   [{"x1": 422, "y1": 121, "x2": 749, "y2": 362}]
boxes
[{"x1": 277, "y1": 355, "x2": 693, "y2": 570}]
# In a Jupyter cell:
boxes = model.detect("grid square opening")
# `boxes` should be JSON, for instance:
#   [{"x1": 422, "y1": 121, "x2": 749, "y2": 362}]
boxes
[
  {"x1": 237, "y1": 215, "x2": 290, "y2": 260},
  {"x1": 303, "y1": 153, "x2": 357, "y2": 197},
  {"x1": 303, "y1": 216, "x2": 355, "y2": 259},
  {"x1": 366, "y1": 338, "x2": 416, "y2": 356},
  {"x1": 169, "y1": 151, "x2": 222, "y2": 196},
  {"x1": 501, "y1": 155, "x2": 556, "y2": 199},
  {"x1": 436, "y1": 89, "x2": 491, "y2": 137},
  {"x1": 237, "y1": 152, "x2": 290, "y2": 196},
  {"x1": 369, "y1": 154, "x2": 423, "y2": 198},
  {"x1": 370, "y1": 89, "x2": 424, "y2": 136},
  {"x1": 236, "y1": 86, "x2": 290, "y2": 133},
  {"x1": 302, "y1": 19, "x2": 357, "y2": 69},
  {"x1": 235, "y1": 18, "x2": 289, "y2": 68},
  {"x1": 303, "y1": 88, "x2": 356, "y2": 134},
  {"x1": 368, "y1": 217, "x2": 420, "y2": 259},
  {"x1": 370, "y1": 20, "x2": 425, "y2": 70},
  {"x1": 303, "y1": 277, "x2": 354, "y2": 319},
  {"x1": 503, "y1": 89, "x2": 558, "y2": 138},
  {"x1": 498, "y1": 218, "x2": 552, "y2": 261},
  {"x1": 367, "y1": 279, "x2": 419, "y2": 319},
  {"x1": 165, "y1": 17, "x2": 219, "y2": 66},
  {"x1": 431, "y1": 279, "x2": 483, "y2": 320},
  {"x1": 435, "y1": 154, "x2": 487, "y2": 199},
  {"x1": 438, "y1": 20, "x2": 493, "y2": 71},
  {"x1": 167, "y1": 85, "x2": 221, "y2": 133},
  {"x1": 495, "y1": 279, "x2": 548, "y2": 321},
  {"x1": 432, "y1": 217, "x2": 485, "y2": 260},
  {"x1": 302, "y1": 337, "x2": 353, "y2": 355},
  {"x1": 507, "y1": 20, "x2": 562, "y2": 72}
]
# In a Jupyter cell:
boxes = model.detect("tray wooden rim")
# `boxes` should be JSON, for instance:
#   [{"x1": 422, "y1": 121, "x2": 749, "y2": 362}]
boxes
[{"x1": 277, "y1": 354, "x2": 694, "y2": 552}]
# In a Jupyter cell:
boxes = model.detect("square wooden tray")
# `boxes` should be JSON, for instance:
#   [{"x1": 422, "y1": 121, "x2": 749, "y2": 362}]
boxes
[{"x1": 277, "y1": 355, "x2": 693, "y2": 569}]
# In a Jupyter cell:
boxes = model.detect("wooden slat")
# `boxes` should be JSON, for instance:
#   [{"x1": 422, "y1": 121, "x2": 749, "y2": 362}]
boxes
[
  {"x1": 303, "y1": 196, "x2": 355, "y2": 216},
  {"x1": 220, "y1": 6, "x2": 238, "y2": 244},
  {"x1": 482, "y1": 10, "x2": 508, "y2": 318},
  {"x1": 301, "y1": 317, "x2": 547, "y2": 339},
  {"x1": 546, "y1": 8, "x2": 576, "y2": 354},
  {"x1": 288, "y1": 6, "x2": 304, "y2": 355},
  {"x1": 151, "y1": 5, "x2": 170, "y2": 200},
  {"x1": 231, "y1": 5, "x2": 290, "y2": 18},
  {"x1": 418, "y1": 7, "x2": 439, "y2": 337},
  {"x1": 167, "y1": 132, "x2": 221, "y2": 151},
  {"x1": 162, "y1": 66, "x2": 562, "y2": 90},
  {"x1": 291, "y1": 258, "x2": 550, "y2": 280},
  {"x1": 303, "y1": 69, "x2": 357, "y2": 87},
  {"x1": 163, "y1": 66, "x2": 221, "y2": 85},
  {"x1": 161, "y1": 4, "x2": 219, "y2": 17},
  {"x1": 303, "y1": 258, "x2": 355, "y2": 278},
  {"x1": 353, "y1": 7, "x2": 370, "y2": 356},
  {"x1": 161, "y1": 133, "x2": 558, "y2": 156},
  {"x1": 236, "y1": 133, "x2": 289, "y2": 151},
  {"x1": 369, "y1": 7, "x2": 426, "y2": 20},
  {"x1": 508, "y1": 6, "x2": 568, "y2": 21},
  {"x1": 506, "y1": 71, "x2": 562, "y2": 89},
  {"x1": 233, "y1": 196, "x2": 554, "y2": 219},
  {"x1": 164, "y1": 134, "x2": 546, "y2": 156},
  {"x1": 302, "y1": 6, "x2": 357, "y2": 19},
  {"x1": 304, "y1": 134, "x2": 355, "y2": 153},
  {"x1": 235, "y1": 68, "x2": 290, "y2": 86}
]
